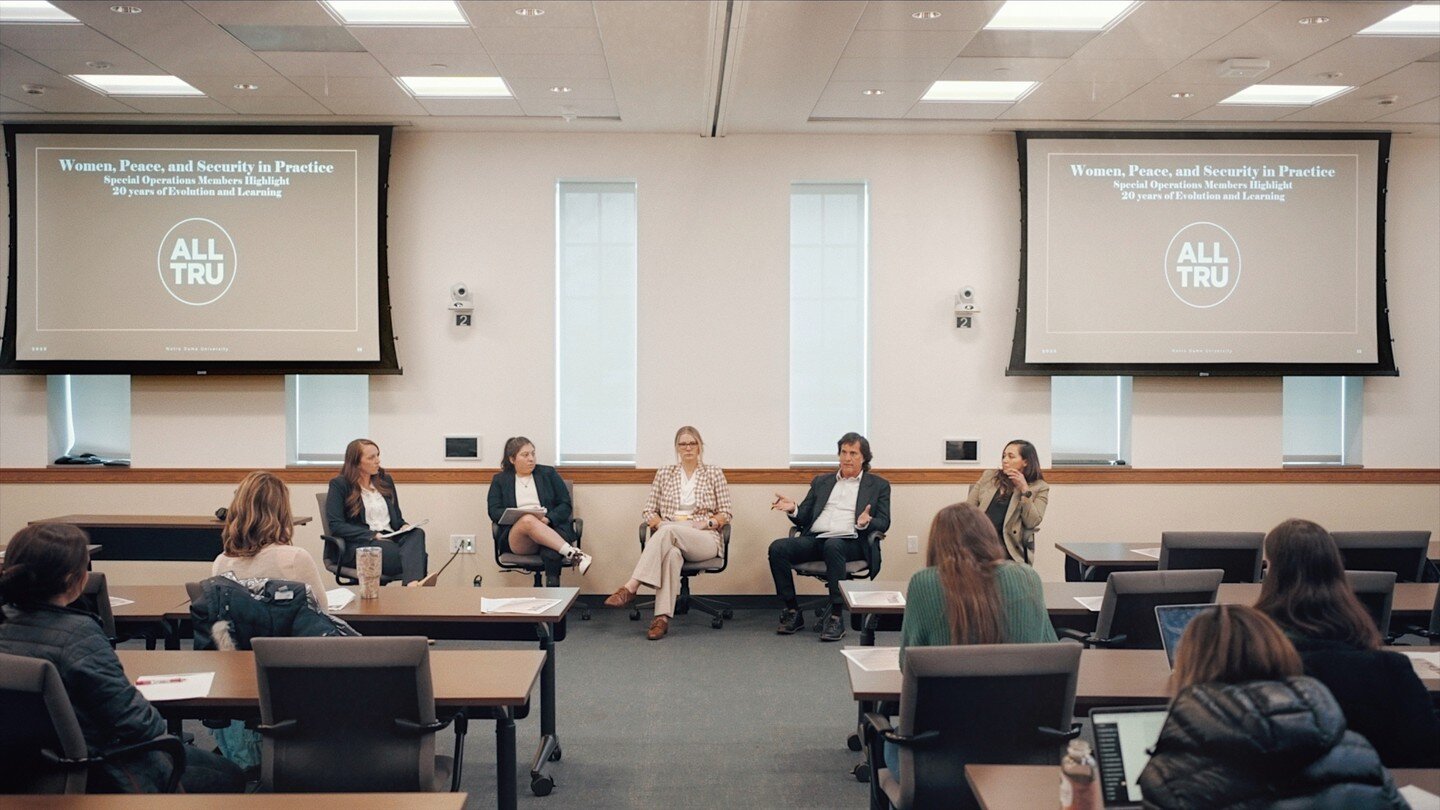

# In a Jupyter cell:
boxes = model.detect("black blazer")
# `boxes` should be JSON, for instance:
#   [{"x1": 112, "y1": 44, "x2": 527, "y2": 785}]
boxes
[
  {"x1": 790, "y1": 471, "x2": 891, "y2": 573},
  {"x1": 487, "y1": 465, "x2": 576, "y2": 545},
  {"x1": 325, "y1": 472, "x2": 406, "y2": 544}
]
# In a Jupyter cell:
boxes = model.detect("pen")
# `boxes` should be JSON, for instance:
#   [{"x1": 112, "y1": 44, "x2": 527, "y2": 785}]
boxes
[{"x1": 136, "y1": 677, "x2": 186, "y2": 685}]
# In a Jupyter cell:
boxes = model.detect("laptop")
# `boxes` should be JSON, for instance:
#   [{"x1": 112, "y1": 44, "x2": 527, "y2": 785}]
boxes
[
  {"x1": 1154, "y1": 603, "x2": 1217, "y2": 668},
  {"x1": 1090, "y1": 705, "x2": 1169, "y2": 807}
]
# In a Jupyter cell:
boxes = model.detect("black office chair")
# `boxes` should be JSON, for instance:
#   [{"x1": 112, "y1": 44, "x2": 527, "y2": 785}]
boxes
[
  {"x1": 315, "y1": 492, "x2": 400, "y2": 587},
  {"x1": 68, "y1": 571, "x2": 117, "y2": 647},
  {"x1": 1061, "y1": 569, "x2": 1224, "y2": 649},
  {"x1": 1158, "y1": 531, "x2": 1264, "y2": 583},
  {"x1": 0, "y1": 652, "x2": 184, "y2": 794},
  {"x1": 863, "y1": 643, "x2": 1082, "y2": 810},
  {"x1": 1330, "y1": 531, "x2": 1431, "y2": 582},
  {"x1": 491, "y1": 479, "x2": 589, "y2": 620},
  {"x1": 627, "y1": 522, "x2": 734, "y2": 629},
  {"x1": 1346, "y1": 570, "x2": 1396, "y2": 639},
  {"x1": 789, "y1": 526, "x2": 886, "y2": 631},
  {"x1": 253, "y1": 636, "x2": 458, "y2": 792},
  {"x1": 1405, "y1": 581, "x2": 1440, "y2": 644}
]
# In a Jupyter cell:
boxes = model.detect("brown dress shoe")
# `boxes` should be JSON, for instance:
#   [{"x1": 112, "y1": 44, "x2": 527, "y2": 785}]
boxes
[
  {"x1": 604, "y1": 587, "x2": 635, "y2": 608},
  {"x1": 646, "y1": 616, "x2": 669, "y2": 640}
]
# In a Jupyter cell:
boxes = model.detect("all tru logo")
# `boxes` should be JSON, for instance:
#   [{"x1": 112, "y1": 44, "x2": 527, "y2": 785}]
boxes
[
  {"x1": 1164, "y1": 221, "x2": 1242, "y2": 309},
  {"x1": 157, "y1": 218, "x2": 237, "y2": 306}
]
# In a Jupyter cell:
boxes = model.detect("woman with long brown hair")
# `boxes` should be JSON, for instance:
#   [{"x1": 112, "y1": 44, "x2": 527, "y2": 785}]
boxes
[
  {"x1": 1255, "y1": 518, "x2": 1439, "y2": 767},
  {"x1": 214, "y1": 471, "x2": 328, "y2": 610},
  {"x1": 964, "y1": 439, "x2": 1048, "y2": 564},
  {"x1": 324, "y1": 438, "x2": 428, "y2": 584}
]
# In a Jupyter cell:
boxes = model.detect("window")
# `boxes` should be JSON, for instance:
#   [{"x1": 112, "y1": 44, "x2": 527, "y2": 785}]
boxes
[
  {"x1": 286, "y1": 375, "x2": 368, "y2": 465},
  {"x1": 790, "y1": 182, "x2": 869, "y2": 464},
  {"x1": 1283, "y1": 376, "x2": 1362, "y2": 466},
  {"x1": 1051, "y1": 376, "x2": 1132, "y2": 465},
  {"x1": 46, "y1": 375, "x2": 130, "y2": 464},
  {"x1": 556, "y1": 181, "x2": 637, "y2": 465}
]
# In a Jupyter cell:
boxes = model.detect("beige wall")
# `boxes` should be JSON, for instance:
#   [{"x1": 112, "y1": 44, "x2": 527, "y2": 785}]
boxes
[{"x1": 1, "y1": 132, "x2": 1437, "y2": 592}]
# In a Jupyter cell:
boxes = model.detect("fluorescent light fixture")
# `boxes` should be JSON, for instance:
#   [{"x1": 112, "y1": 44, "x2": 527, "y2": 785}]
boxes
[
  {"x1": 1219, "y1": 84, "x2": 1351, "y2": 106},
  {"x1": 922, "y1": 80, "x2": 1036, "y2": 102},
  {"x1": 322, "y1": 0, "x2": 466, "y2": 26},
  {"x1": 70, "y1": 74, "x2": 205, "y2": 96},
  {"x1": 985, "y1": 0, "x2": 1137, "y2": 31},
  {"x1": 397, "y1": 76, "x2": 511, "y2": 98},
  {"x1": 1357, "y1": 4, "x2": 1440, "y2": 36},
  {"x1": 0, "y1": 0, "x2": 80, "y2": 23}
]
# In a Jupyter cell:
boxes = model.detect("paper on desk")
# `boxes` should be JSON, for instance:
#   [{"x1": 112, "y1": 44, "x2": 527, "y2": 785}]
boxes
[
  {"x1": 1399, "y1": 784, "x2": 1440, "y2": 810},
  {"x1": 135, "y1": 672, "x2": 215, "y2": 702},
  {"x1": 849, "y1": 590, "x2": 905, "y2": 608},
  {"x1": 480, "y1": 597, "x2": 562, "y2": 615},
  {"x1": 1133, "y1": 547, "x2": 1162, "y2": 559},
  {"x1": 842, "y1": 646, "x2": 900, "y2": 672},
  {"x1": 108, "y1": 596, "x2": 135, "y2": 608},
  {"x1": 1400, "y1": 651, "x2": 1440, "y2": 679},
  {"x1": 326, "y1": 588, "x2": 356, "y2": 611},
  {"x1": 1074, "y1": 596, "x2": 1104, "y2": 612}
]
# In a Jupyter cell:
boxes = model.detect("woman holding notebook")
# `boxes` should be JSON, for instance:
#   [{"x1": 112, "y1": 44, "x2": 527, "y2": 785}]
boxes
[
  {"x1": 487, "y1": 436, "x2": 591, "y2": 587},
  {"x1": 325, "y1": 438, "x2": 429, "y2": 585}
]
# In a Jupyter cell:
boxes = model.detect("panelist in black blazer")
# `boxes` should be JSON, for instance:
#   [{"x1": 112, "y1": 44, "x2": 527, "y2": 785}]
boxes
[
  {"x1": 767, "y1": 432, "x2": 891, "y2": 642},
  {"x1": 487, "y1": 436, "x2": 592, "y2": 587},
  {"x1": 325, "y1": 438, "x2": 428, "y2": 584}
]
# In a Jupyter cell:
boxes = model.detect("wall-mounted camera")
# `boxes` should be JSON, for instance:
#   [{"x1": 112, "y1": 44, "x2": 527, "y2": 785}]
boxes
[
  {"x1": 955, "y1": 286, "x2": 979, "y2": 328},
  {"x1": 449, "y1": 282, "x2": 473, "y2": 313}
]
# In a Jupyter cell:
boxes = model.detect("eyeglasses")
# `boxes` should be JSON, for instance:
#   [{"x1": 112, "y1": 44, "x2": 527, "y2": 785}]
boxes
[{"x1": 676, "y1": 441, "x2": 700, "y2": 448}]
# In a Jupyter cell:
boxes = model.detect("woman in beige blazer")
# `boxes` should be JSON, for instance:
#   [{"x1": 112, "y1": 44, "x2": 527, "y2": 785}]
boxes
[{"x1": 966, "y1": 439, "x2": 1049, "y2": 564}]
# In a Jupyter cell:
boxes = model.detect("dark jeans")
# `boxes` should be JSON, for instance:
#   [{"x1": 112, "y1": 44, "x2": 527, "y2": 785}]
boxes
[
  {"x1": 92, "y1": 745, "x2": 244, "y2": 793},
  {"x1": 767, "y1": 534, "x2": 867, "y2": 607},
  {"x1": 344, "y1": 528, "x2": 428, "y2": 584},
  {"x1": 180, "y1": 746, "x2": 246, "y2": 793}
]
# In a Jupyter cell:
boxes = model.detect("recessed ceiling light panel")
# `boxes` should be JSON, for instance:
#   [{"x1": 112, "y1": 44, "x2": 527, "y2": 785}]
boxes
[
  {"x1": 922, "y1": 80, "x2": 1036, "y2": 102},
  {"x1": 0, "y1": 0, "x2": 80, "y2": 23},
  {"x1": 911, "y1": 11, "x2": 942, "y2": 20},
  {"x1": 109, "y1": 4, "x2": 141, "y2": 13},
  {"x1": 70, "y1": 74, "x2": 205, "y2": 96},
  {"x1": 322, "y1": 0, "x2": 466, "y2": 26},
  {"x1": 985, "y1": 0, "x2": 1137, "y2": 31},
  {"x1": 1357, "y1": 4, "x2": 1440, "y2": 36},
  {"x1": 397, "y1": 76, "x2": 511, "y2": 98},
  {"x1": 1297, "y1": 15, "x2": 1330, "y2": 26},
  {"x1": 1219, "y1": 84, "x2": 1351, "y2": 106}
]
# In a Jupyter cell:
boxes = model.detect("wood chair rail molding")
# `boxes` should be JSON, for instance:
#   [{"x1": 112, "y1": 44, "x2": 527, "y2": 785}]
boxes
[{"x1": 1, "y1": 468, "x2": 1435, "y2": 486}]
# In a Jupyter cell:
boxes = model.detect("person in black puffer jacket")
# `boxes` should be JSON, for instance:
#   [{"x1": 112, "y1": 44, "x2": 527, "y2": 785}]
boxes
[{"x1": 1137, "y1": 605, "x2": 1405, "y2": 810}]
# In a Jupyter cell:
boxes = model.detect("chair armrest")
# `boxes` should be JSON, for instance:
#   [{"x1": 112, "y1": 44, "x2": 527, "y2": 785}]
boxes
[
  {"x1": 255, "y1": 719, "x2": 299, "y2": 738},
  {"x1": 1407, "y1": 625, "x2": 1440, "y2": 639},
  {"x1": 320, "y1": 532, "x2": 348, "y2": 563},
  {"x1": 572, "y1": 517, "x2": 583, "y2": 544},
  {"x1": 393, "y1": 717, "x2": 454, "y2": 736},
  {"x1": 99, "y1": 734, "x2": 187, "y2": 793},
  {"x1": 1058, "y1": 627, "x2": 1094, "y2": 647},
  {"x1": 638, "y1": 522, "x2": 649, "y2": 549},
  {"x1": 862, "y1": 711, "x2": 893, "y2": 736},
  {"x1": 864, "y1": 711, "x2": 940, "y2": 747},
  {"x1": 1090, "y1": 633, "x2": 1128, "y2": 648},
  {"x1": 1037, "y1": 724, "x2": 1083, "y2": 744},
  {"x1": 38, "y1": 748, "x2": 92, "y2": 767}
]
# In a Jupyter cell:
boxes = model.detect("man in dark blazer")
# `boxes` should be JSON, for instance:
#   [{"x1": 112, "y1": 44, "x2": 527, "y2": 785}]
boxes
[{"x1": 768, "y1": 432, "x2": 890, "y2": 642}]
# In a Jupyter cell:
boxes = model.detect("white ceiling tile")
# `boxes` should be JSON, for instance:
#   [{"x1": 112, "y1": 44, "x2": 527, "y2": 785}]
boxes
[
  {"x1": 185, "y1": 1, "x2": 339, "y2": 26},
  {"x1": 119, "y1": 96, "x2": 239, "y2": 114},
  {"x1": 417, "y1": 97, "x2": 526, "y2": 116},
  {"x1": 179, "y1": 72, "x2": 308, "y2": 97},
  {"x1": 344, "y1": 26, "x2": 486, "y2": 55},
  {"x1": 370, "y1": 51, "x2": 500, "y2": 75},
  {"x1": 488, "y1": 51, "x2": 610, "y2": 78},
  {"x1": 313, "y1": 93, "x2": 427, "y2": 115},
  {"x1": 1091, "y1": 84, "x2": 1237, "y2": 120},
  {"x1": 1185, "y1": 103, "x2": 1294, "y2": 121},
  {"x1": 459, "y1": 1, "x2": 597, "y2": 29},
  {"x1": 854, "y1": 1, "x2": 1004, "y2": 32},
  {"x1": 1021, "y1": 79, "x2": 1138, "y2": 106},
  {"x1": 904, "y1": 101, "x2": 1007, "y2": 119},
  {"x1": 0, "y1": 23, "x2": 121, "y2": 52},
  {"x1": 842, "y1": 28, "x2": 977, "y2": 59},
  {"x1": 257, "y1": 51, "x2": 390, "y2": 77},
  {"x1": 1374, "y1": 96, "x2": 1439, "y2": 124},
  {"x1": 0, "y1": 93, "x2": 42, "y2": 112},
  {"x1": 0, "y1": 48, "x2": 140, "y2": 112},
  {"x1": 1267, "y1": 34, "x2": 1440, "y2": 87},
  {"x1": 1151, "y1": 57, "x2": 1284, "y2": 87},
  {"x1": 476, "y1": 26, "x2": 602, "y2": 55},
  {"x1": 810, "y1": 98, "x2": 914, "y2": 119},
  {"x1": 1070, "y1": 1, "x2": 1278, "y2": 66},
  {"x1": 958, "y1": 30, "x2": 1095, "y2": 59},
  {"x1": 1188, "y1": 2, "x2": 1411, "y2": 65},
  {"x1": 289, "y1": 75, "x2": 406, "y2": 96},
  {"x1": 819, "y1": 80, "x2": 929, "y2": 104},
  {"x1": 1000, "y1": 98, "x2": 1112, "y2": 120},
  {"x1": 53, "y1": 0, "x2": 276, "y2": 75},
  {"x1": 831, "y1": 57, "x2": 954, "y2": 82},
  {"x1": 938, "y1": 56, "x2": 1065, "y2": 82},
  {"x1": 13, "y1": 48, "x2": 160, "y2": 76},
  {"x1": 1278, "y1": 97, "x2": 1406, "y2": 122},
  {"x1": 507, "y1": 76, "x2": 612, "y2": 99},
  {"x1": 1045, "y1": 57, "x2": 1170, "y2": 85},
  {"x1": 204, "y1": 94, "x2": 334, "y2": 115},
  {"x1": 513, "y1": 97, "x2": 617, "y2": 117}
]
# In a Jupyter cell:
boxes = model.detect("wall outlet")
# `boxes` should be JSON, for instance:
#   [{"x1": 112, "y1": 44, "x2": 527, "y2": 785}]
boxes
[
  {"x1": 451, "y1": 534, "x2": 476, "y2": 554},
  {"x1": 906, "y1": 535, "x2": 919, "y2": 554}
]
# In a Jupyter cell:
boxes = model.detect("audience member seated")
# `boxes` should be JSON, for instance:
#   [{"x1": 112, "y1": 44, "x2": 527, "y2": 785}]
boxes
[
  {"x1": 884, "y1": 502, "x2": 1058, "y2": 777},
  {"x1": 1138, "y1": 605, "x2": 1403, "y2": 809},
  {"x1": 768, "y1": 431, "x2": 890, "y2": 642},
  {"x1": 604, "y1": 426, "x2": 732, "y2": 640},
  {"x1": 1255, "y1": 517, "x2": 1440, "y2": 767},
  {"x1": 487, "y1": 436, "x2": 591, "y2": 587},
  {"x1": 0, "y1": 524, "x2": 244, "y2": 794},
  {"x1": 325, "y1": 438, "x2": 429, "y2": 585},
  {"x1": 963, "y1": 439, "x2": 1049, "y2": 565},
  {"x1": 213, "y1": 470, "x2": 329, "y2": 611}
]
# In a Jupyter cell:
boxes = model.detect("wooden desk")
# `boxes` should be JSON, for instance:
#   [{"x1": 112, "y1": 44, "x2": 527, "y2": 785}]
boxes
[
  {"x1": 118, "y1": 649, "x2": 542, "y2": 810},
  {"x1": 29, "y1": 515, "x2": 310, "y2": 562},
  {"x1": 8, "y1": 796, "x2": 469, "y2": 810},
  {"x1": 963, "y1": 764, "x2": 1440, "y2": 810},
  {"x1": 1056, "y1": 540, "x2": 1440, "y2": 582},
  {"x1": 110, "y1": 585, "x2": 191, "y2": 649}
]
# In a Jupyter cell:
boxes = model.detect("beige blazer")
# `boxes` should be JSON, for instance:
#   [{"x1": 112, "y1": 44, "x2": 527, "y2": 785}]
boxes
[{"x1": 966, "y1": 469, "x2": 1050, "y2": 564}]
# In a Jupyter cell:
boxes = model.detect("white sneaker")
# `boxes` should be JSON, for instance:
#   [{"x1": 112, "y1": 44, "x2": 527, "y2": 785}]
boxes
[{"x1": 570, "y1": 550, "x2": 592, "y2": 576}]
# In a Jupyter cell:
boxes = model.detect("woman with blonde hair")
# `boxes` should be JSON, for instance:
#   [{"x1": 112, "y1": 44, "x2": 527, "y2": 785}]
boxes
[
  {"x1": 214, "y1": 470, "x2": 329, "y2": 610},
  {"x1": 1137, "y1": 605, "x2": 1404, "y2": 809},
  {"x1": 604, "y1": 426, "x2": 732, "y2": 640}
]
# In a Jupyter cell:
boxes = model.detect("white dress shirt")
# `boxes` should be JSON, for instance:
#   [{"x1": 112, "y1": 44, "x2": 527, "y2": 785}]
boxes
[
  {"x1": 360, "y1": 487, "x2": 390, "y2": 532},
  {"x1": 808, "y1": 472, "x2": 864, "y2": 535}
]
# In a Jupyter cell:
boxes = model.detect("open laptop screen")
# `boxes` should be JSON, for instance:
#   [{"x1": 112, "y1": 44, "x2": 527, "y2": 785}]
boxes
[
  {"x1": 1155, "y1": 603, "x2": 1216, "y2": 668},
  {"x1": 1091, "y1": 706, "x2": 1168, "y2": 806}
]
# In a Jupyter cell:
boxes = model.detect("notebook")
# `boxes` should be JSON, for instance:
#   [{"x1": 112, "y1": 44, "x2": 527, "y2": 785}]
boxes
[
  {"x1": 1155, "y1": 603, "x2": 1216, "y2": 668},
  {"x1": 1090, "y1": 705, "x2": 1169, "y2": 807}
]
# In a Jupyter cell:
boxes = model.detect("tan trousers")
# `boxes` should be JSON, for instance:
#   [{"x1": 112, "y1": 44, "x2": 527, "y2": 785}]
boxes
[{"x1": 632, "y1": 524, "x2": 722, "y2": 618}]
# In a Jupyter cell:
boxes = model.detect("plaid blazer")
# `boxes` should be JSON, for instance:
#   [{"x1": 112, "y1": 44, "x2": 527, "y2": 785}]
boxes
[{"x1": 642, "y1": 464, "x2": 733, "y2": 523}]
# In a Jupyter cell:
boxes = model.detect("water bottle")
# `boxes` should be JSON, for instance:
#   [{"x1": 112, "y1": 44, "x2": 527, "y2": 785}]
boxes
[{"x1": 1059, "y1": 739, "x2": 1102, "y2": 810}]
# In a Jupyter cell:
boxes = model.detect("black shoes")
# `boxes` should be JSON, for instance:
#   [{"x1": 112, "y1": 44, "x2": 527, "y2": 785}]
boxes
[
  {"x1": 819, "y1": 612, "x2": 846, "y2": 642},
  {"x1": 776, "y1": 608, "x2": 805, "y2": 635}
]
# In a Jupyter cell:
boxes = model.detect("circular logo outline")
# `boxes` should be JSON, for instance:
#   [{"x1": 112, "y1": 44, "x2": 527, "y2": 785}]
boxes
[
  {"x1": 1164, "y1": 221, "x2": 1241, "y2": 309},
  {"x1": 157, "y1": 217, "x2": 237, "y2": 307}
]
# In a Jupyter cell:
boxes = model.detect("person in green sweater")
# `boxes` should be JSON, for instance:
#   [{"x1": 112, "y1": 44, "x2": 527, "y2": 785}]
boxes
[{"x1": 884, "y1": 502, "x2": 1058, "y2": 777}]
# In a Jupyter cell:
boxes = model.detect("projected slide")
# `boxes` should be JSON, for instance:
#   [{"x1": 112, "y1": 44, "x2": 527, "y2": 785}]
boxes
[
  {"x1": 11, "y1": 130, "x2": 381, "y2": 363},
  {"x1": 1021, "y1": 135, "x2": 1382, "y2": 367}
]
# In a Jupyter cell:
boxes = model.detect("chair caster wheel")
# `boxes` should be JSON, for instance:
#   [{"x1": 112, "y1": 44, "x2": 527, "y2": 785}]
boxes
[
  {"x1": 531, "y1": 775, "x2": 554, "y2": 796},
  {"x1": 852, "y1": 762, "x2": 870, "y2": 783},
  {"x1": 629, "y1": 609, "x2": 640, "y2": 621},
  {"x1": 549, "y1": 746, "x2": 562, "y2": 762},
  {"x1": 721, "y1": 609, "x2": 734, "y2": 619},
  {"x1": 711, "y1": 618, "x2": 723, "y2": 629},
  {"x1": 580, "y1": 609, "x2": 591, "y2": 620},
  {"x1": 847, "y1": 733, "x2": 862, "y2": 752}
]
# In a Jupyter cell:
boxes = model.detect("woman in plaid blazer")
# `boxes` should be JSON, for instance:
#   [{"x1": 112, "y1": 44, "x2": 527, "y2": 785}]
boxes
[{"x1": 603, "y1": 426, "x2": 732, "y2": 640}]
